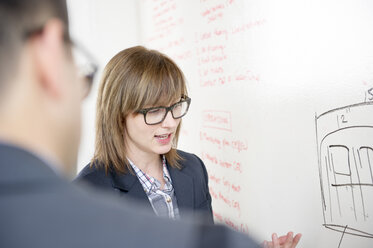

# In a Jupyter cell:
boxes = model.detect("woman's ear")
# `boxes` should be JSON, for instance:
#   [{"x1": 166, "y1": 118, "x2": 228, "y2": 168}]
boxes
[
  {"x1": 120, "y1": 115, "x2": 127, "y2": 135},
  {"x1": 32, "y1": 18, "x2": 66, "y2": 100}
]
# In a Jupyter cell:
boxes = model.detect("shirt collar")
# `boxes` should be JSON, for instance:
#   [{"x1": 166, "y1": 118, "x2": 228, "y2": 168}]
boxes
[{"x1": 128, "y1": 155, "x2": 173, "y2": 192}]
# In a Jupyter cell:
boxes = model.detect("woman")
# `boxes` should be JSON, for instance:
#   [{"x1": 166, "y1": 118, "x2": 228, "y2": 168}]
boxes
[
  {"x1": 76, "y1": 46, "x2": 213, "y2": 223},
  {"x1": 76, "y1": 46, "x2": 301, "y2": 247}
]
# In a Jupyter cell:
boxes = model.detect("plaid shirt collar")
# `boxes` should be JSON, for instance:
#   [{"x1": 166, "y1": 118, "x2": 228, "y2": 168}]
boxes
[{"x1": 128, "y1": 155, "x2": 173, "y2": 193}]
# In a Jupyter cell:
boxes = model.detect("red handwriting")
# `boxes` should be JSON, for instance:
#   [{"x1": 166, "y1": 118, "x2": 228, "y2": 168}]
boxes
[
  {"x1": 194, "y1": 23, "x2": 263, "y2": 87},
  {"x1": 152, "y1": 0, "x2": 176, "y2": 21},
  {"x1": 155, "y1": 35, "x2": 186, "y2": 51},
  {"x1": 200, "y1": 132, "x2": 248, "y2": 153},
  {"x1": 213, "y1": 211, "x2": 223, "y2": 222},
  {"x1": 195, "y1": 28, "x2": 229, "y2": 43},
  {"x1": 231, "y1": 19, "x2": 267, "y2": 34},
  {"x1": 194, "y1": 19, "x2": 266, "y2": 43},
  {"x1": 201, "y1": 4, "x2": 224, "y2": 23},
  {"x1": 196, "y1": 44, "x2": 226, "y2": 56},
  {"x1": 208, "y1": 174, "x2": 242, "y2": 193},
  {"x1": 201, "y1": 152, "x2": 243, "y2": 173},
  {"x1": 169, "y1": 49, "x2": 193, "y2": 61},
  {"x1": 198, "y1": 66, "x2": 224, "y2": 78},
  {"x1": 202, "y1": 151, "x2": 218, "y2": 164},
  {"x1": 229, "y1": 139, "x2": 248, "y2": 153},
  {"x1": 209, "y1": 187, "x2": 241, "y2": 215},
  {"x1": 154, "y1": 17, "x2": 184, "y2": 33},
  {"x1": 154, "y1": 15, "x2": 174, "y2": 28},
  {"x1": 198, "y1": 53, "x2": 228, "y2": 65},
  {"x1": 209, "y1": 186, "x2": 218, "y2": 199},
  {"x1": 202, "y1": 110, "x2": 232, "y2": 131},
  {"x1": 200, "y1": 0, "x2": 236, "y2": 24},
  {"x1": 200, "y1": 132, "x2": 221, "y2": 147},
  {"x1": 213, "y1": 211, "x2": 249, "y2": 234},
  {"x1": 222, "y1": 178, "x2": 241, "y2": 193},
  {"x1": 146, "y1": 33, "x2": 167, "y2": 43},
  {"x1": 209, "y1": 174, "x2": 222, "y2": 184},
  {"x1": 199, "y1": 69, "x2": 261, "y2": 87},
  {"x1": 194, "y1": 29, "x2": 261, "y2": 86},
  {"x1": 145, "y1": 0, "x2": 183, "y2": 44},
  {"x1": 224, "y1": 217, "x2": 249, "y2": 234}
]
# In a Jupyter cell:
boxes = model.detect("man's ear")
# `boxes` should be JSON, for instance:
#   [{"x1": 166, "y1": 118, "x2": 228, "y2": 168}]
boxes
[{"x1": 32, "y1": 18, "x2": 66, "y2": 99}]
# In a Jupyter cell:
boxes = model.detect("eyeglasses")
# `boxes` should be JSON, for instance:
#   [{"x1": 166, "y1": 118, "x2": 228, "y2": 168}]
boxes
[
  {"x1": 23, "y1": 26, "x2": 98, "y2": 99},
  {"x1": 70, "y1": 40, "x2": 98, "y2": 99},
  {"x1": 137, "y1": 96, "x2": 191, "y2": 125}
]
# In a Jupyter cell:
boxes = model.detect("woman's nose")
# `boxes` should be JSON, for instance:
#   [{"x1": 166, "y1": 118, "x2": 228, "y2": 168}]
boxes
[{"x1": 161, "y1": 111, "x2": 178, "y2": 128}]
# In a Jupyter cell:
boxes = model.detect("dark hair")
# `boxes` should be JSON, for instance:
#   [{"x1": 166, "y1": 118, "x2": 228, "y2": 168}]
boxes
[{"x1": 0, "y1": 0, "x2": 69, "y2": 91}]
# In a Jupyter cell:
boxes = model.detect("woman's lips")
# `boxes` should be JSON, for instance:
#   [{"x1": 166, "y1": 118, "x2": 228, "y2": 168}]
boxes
[{"x1": 155, "y1": 133, "x2": 172, "y2": 145}]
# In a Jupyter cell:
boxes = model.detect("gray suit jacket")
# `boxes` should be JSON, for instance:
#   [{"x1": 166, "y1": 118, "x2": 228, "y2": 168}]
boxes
[{"x1": 0, "y1": 144, "x2": 259, "y2": 248}]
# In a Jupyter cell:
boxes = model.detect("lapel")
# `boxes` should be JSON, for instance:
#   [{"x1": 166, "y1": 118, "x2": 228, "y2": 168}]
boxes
[
  {"x1": 110, "y1": 170, "x2": 153, "y2": 211},
  {"x1": 167, "y1": 161, "x2": 195, "y2": 217},
  {"x1": 109, "y1": 159, "x2": 195, "y2": 219}
]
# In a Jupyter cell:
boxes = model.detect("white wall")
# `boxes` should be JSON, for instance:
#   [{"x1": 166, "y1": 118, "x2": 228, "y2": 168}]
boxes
[
  {"x1": 67, "y1": 0, "x2": 140, "y2": 172},
  {"x1": 137, "y1": 0, "x2": 373, "y2": 247},
  {"x1": 68, "y1": 1, "x2": 373, "y2": 247}
]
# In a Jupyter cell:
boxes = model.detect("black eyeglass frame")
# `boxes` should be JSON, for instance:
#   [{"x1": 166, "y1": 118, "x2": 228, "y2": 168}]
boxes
[
  {"x1": 23, "y1": 26, "x2": 98, "y2": 98},
  {"x1": 137, "y1": 95, "x2": 192, "y2": 125}
]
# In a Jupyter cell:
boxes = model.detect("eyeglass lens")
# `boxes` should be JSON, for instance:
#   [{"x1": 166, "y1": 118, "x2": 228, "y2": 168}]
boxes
[
  {"x1": 145, "y1": 100, "x2": 189, "y2": 124},
  {"x1": 71, "y1": 43, "x2": 97, "y2": 99}
]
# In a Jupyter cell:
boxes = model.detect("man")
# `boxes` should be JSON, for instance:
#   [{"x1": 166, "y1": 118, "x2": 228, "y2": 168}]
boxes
[{"x1": 0, "y1": 1, "x2": 300, "y2": 247}]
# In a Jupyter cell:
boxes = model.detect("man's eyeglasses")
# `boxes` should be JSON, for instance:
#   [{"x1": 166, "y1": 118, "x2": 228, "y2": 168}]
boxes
[
  {"x1": 137, "y1": 96, "x2": 191, "y2": 125},
  {"x1": 23, "y1": 26, "x2": 98, "y2": 99},
  {"x1": 70, "y1": 41, "x2": 98, "y2": 99}
]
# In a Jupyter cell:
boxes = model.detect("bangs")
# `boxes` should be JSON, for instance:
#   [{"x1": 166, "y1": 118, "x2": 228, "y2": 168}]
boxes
[
  {"x1": 135, "y1": 52, "x2": 187, "y2": 110},
  {"x1": 94, "y1": 45, "x2": 185, "y2": 174}
]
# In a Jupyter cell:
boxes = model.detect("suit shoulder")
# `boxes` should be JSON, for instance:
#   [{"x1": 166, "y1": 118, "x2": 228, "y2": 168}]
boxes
[
  {"x1": 75, "y1": 162, "x2": 111, "y2": 186},
  {"x1": 177, "y1": 149, "x2": 201, "y2": 162},
  {"x1": 176, "y1": 150, "x2": 206, "y2": 173}
]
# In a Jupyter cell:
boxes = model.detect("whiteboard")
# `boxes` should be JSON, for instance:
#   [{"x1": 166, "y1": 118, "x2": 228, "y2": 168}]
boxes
[{"x1": 136, "y1": 0, "x2": 373, "y2": 247}]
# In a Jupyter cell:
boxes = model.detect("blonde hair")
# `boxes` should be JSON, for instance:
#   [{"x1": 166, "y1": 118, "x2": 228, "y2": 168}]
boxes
[{"x1": 93, "y1": 46, "x2": 187, "y2": 174}]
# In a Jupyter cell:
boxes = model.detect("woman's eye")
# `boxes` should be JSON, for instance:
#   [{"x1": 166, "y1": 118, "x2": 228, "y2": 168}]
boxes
[
  {"x1": 173, "y1": 103, "x2": 182, "y2": 109},
  {"x1": 148, "y1": 108, "x2": 161, "y2": 114}
]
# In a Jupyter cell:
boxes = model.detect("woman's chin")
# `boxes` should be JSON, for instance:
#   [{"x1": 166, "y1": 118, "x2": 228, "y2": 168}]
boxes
[{"x1": 153, "y1": 145, "x2": 172, "y2": 155}]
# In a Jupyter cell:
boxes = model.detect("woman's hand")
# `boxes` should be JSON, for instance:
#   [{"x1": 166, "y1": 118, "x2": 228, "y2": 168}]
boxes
[{"x1": 262, "y1": 232, "x2": 302, "y2": 248}]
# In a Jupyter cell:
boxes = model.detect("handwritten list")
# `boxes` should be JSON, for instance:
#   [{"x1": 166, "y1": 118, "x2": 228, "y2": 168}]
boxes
[{"x1": 138, "y1": 0, "x2": 267, "y2": 234}]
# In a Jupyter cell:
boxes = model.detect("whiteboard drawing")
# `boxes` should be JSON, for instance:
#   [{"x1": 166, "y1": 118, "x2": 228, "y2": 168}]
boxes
[{"x1": 315, "y1": 101, "x2": 373, "y2": 246}]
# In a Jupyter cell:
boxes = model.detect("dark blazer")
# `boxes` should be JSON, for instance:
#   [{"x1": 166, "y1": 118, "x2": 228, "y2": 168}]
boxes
[
  {"x1": 0, "y1": 143, "x2": 259, "y2": 248},
  {"x1": 75, "y1": 150, "x2": 214, "y2": 224}
]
